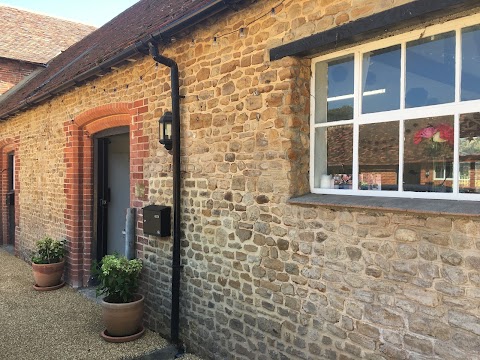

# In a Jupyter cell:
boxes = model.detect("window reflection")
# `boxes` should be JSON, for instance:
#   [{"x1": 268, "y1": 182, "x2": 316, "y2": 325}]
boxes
[
  {"x1": 327, "y1": 125, "x2": 353, "y2": 188},
  {"x1": 403, "y1": 116, "x2": 454, "y2": 192},
  {"x1": 462, "y1": 25, "x2": 480, "y2": 101},
  {"x1": 359, "y1": 122, "x2": 399, "y2": 191},
  {"x1": 327, "y1": 56, "x2": 354, "y2": 122},
  {"x1": 406, "y1": 32, "x2": 455, "y2": 108},
  {"x1": 459, "y1": 113, "x2": 480, "y2": 193},
  {"x1": 362, "y1": 46, "x2": 401, "y2": 114},
  {"x1": 434, "y1": 162, "x2": 453, "y2": 180},
  {"x1": 315, "y1": 125, "x2": 353, "y2": 190}
]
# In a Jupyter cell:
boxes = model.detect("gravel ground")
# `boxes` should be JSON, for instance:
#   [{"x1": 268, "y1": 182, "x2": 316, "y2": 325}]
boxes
[{"x1": 0, "y1": 248, "x2": 204, "y2": 360}]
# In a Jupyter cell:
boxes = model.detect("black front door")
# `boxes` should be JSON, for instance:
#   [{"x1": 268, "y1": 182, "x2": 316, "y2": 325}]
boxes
[
  {"x1": 95, "y1": 133, "x2": 130, "y2": 262},
  {"x1": 7, "y1": 152, "x2": 15, "y2": 245},
  {"x1": 96, "y1": 138, "x2": 109, "y2": 262}
]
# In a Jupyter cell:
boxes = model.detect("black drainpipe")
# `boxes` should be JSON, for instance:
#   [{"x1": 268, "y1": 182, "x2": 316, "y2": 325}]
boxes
[{"x1": 148, "y1": 41, "x2": 182, "y2": 345}]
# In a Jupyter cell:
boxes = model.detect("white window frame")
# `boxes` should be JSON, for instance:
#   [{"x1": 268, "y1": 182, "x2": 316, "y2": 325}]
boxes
[{"x1": 310, "y1": 13, "x2": 480, "y2": 201}]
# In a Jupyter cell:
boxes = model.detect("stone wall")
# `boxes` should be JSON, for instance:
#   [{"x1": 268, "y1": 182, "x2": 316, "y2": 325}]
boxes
[
  {"x1": 0, "y1": 0, "x2": 478, "y2": 359},
  {"x1": 184, "y1": 205, "x2": 478, "y2": 359}
]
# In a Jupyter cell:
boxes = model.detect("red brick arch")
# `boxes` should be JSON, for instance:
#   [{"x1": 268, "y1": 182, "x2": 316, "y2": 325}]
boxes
[
  {"x1": 84, "y1": 115, "x2": 131, "y2": 135},
  {"x1": 0, "y1": 138, "x2": 16, "y2": 149},
  {"x1": 64, "y1": 101, "x2": 149, "y2": 287},
  {"x1": 74, "y1": 102, "x2": 133, "y2": 129}
]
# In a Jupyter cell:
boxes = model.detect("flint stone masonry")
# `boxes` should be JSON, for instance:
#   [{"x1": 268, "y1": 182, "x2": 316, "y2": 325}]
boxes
[{"x1": 0, "y1": 0, "x2": 479, "y2": 359}]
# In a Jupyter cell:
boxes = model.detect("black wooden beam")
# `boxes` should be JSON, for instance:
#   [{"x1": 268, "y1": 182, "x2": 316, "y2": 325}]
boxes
[{"x1": 270, "y1": 0, "x2": 480, "y2": 61}]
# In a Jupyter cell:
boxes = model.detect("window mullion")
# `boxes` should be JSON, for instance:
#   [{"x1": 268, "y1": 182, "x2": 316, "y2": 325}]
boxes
[
  {"x1": 352, "y1": 52, "x2": 361, "y2": 192},
  {"x1": 400, "y1": 42, "x2": 406, "y2": 110},
  {"x1": 398, "y1": 121, "x2": 405, "y2": 193},
  {"x1": 453, "y1": 29, "x2": 462, "y2": 195},
  {"x1": 453, "y1": 112, "x2": 460, "y2": 194},
  {"x1": 309, "y1": 62, "x2": 316, "y2": 192},
  {"x1": 398, "y1": 42, "x2": 406, "y2": 192}
]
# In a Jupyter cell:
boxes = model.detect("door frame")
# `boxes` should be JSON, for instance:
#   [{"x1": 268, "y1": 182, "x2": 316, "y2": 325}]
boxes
[
  {"x1": 0, "y1": 140, "x2": 18, "y2": 247},
  {"x1": 93, "y1": 127, "x2": 129, "y2": 263},
  {"x1": 65, "y1": 102, "x2": 149, "y2": 287},
  {"x1": 6, "y1": 151, "x2": 15, "y2": 245}
]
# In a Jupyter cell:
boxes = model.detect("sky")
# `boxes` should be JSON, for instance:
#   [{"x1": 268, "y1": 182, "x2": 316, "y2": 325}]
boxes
[{"x1": 0, "y1": 0, "x2": 139, "y2": 27}]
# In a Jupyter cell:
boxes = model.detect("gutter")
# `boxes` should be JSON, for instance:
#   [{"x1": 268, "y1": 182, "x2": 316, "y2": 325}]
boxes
[
  {"x1": 148, "y1": 41, "x2": 182, "y2": 345},
  {"x1": 0, "y1": 0, "x2": 241, "y2": 120}
]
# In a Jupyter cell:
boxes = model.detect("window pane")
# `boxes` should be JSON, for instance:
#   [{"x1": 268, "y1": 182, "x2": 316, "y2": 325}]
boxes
[
  {"x1": 315, "y1": 125, "x2": 353, "y2": 189},
  {"x1": 327, "y1": 56, "x2": 354, "y2": 122},
  {"x1": 403, "y1": 116, "x2": 454, "y2": 192},
  {"x1": 459, "y1": 112, "x2": 480, "y2": 193},
  {"x1": 462, "y1": 25, "x2": 480, "y2": 101},
  {"x1": 362, "y1": 46, "x2": 401, "y2": 114},
  {"x1": 406, "y1": 32, "x2": 455, "y2": 108},
  {"x1": 359, "y1": 122, "x2": 399, "y2": 191},
  {"x1": 434, "y1": 162, "x2": 453, "y2": 180}
]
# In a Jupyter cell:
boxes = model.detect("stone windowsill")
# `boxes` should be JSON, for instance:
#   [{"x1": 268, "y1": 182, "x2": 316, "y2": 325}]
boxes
[{"x1": 288, "y1": 193, "x2": 480, "y2": 217}]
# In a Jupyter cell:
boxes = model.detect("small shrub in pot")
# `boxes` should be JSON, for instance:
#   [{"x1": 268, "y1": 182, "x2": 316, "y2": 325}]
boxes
[
  {"x1": 31, "y1": 237, "x2": 66, "y2": 288},
  {"x1": 94, "y1": 254, "x2": 143, "y2": 303},
  {"x1": 32, "y1": 237, "x2": 66, "y2": 264},
  {"x1": 94, "y1": 254, "x2": 144, "y2": 339}
]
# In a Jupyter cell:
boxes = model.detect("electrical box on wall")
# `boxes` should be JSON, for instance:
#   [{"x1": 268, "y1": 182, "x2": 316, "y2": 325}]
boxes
[{"x1": 142, "y1": 205, "x2": 171, "y2": 237}]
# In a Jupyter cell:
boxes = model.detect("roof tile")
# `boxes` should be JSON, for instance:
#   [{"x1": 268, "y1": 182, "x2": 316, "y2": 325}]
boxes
[
  {"x1": 0, "y1": 0, "x2": 220, "y2": 118},
  {"x1": 0, "y1": 5, "x2": 96, "y2": 64}
]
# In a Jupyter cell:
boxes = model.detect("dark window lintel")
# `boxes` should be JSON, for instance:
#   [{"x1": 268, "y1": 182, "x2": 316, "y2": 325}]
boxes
[{"x1": 270, "y1": 0, "x2": 480, "y2": 61}]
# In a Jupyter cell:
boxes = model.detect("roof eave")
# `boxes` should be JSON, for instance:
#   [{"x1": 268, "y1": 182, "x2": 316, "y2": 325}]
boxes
[{"x1": 0, "y1": 0, "x2": 241, "y2": 121}]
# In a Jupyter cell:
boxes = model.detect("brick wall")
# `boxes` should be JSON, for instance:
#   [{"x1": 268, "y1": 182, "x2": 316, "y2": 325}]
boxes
[
  {"x1": 0, "y1": 1, "x2": 479, "y2": 359},
  {"x1": 0, "y1": 58, "x2": 40, "y2": 95}
]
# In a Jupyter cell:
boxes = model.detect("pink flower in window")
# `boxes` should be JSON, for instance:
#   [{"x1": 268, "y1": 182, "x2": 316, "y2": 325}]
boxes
[
  {"x1": 413, "y1": 126, "x2": 436, "y2": 144},
  {"x1": 414, "y1": 123, "x2": 454, "y2": 157},
  {"x1": 435, "y1": 123, "x2": 454, "y2": 145},
  {"x1": 341, "y1": 174, "x2": 351, "y2": 183}
]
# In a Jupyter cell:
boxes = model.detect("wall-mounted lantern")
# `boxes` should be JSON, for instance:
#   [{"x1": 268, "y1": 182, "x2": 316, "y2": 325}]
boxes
[{"x1": 159, "y1": 111, "x2": 173, "y2": 150}]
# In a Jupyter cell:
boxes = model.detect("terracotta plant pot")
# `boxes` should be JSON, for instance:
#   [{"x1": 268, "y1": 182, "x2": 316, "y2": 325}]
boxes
[
  {"x1": 32, "y1": 260, "x2": 65, "y2": 287},
  {"x1": 101, "y1": 294, "x2": 144, "y2": 337}
]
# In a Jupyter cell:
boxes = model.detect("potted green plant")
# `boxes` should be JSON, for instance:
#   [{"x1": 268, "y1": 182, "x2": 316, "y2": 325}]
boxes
[
  {"x1": 31, "y1": 237, "x2": 66, "y2": 290},
  {"x1": 94, "y1": 254, "x2": 144, "y2": 342}
]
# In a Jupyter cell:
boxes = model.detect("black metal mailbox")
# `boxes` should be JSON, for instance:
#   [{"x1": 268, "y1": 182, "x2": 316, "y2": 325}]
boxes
[{"x1": 142, "y1": 205, "x2": 171, "y2": 237}]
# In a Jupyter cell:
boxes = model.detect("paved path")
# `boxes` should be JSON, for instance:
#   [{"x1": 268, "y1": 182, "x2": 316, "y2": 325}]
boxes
[{"x1": 0, "y1": 248, "x2": 169, "y2": 360}]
